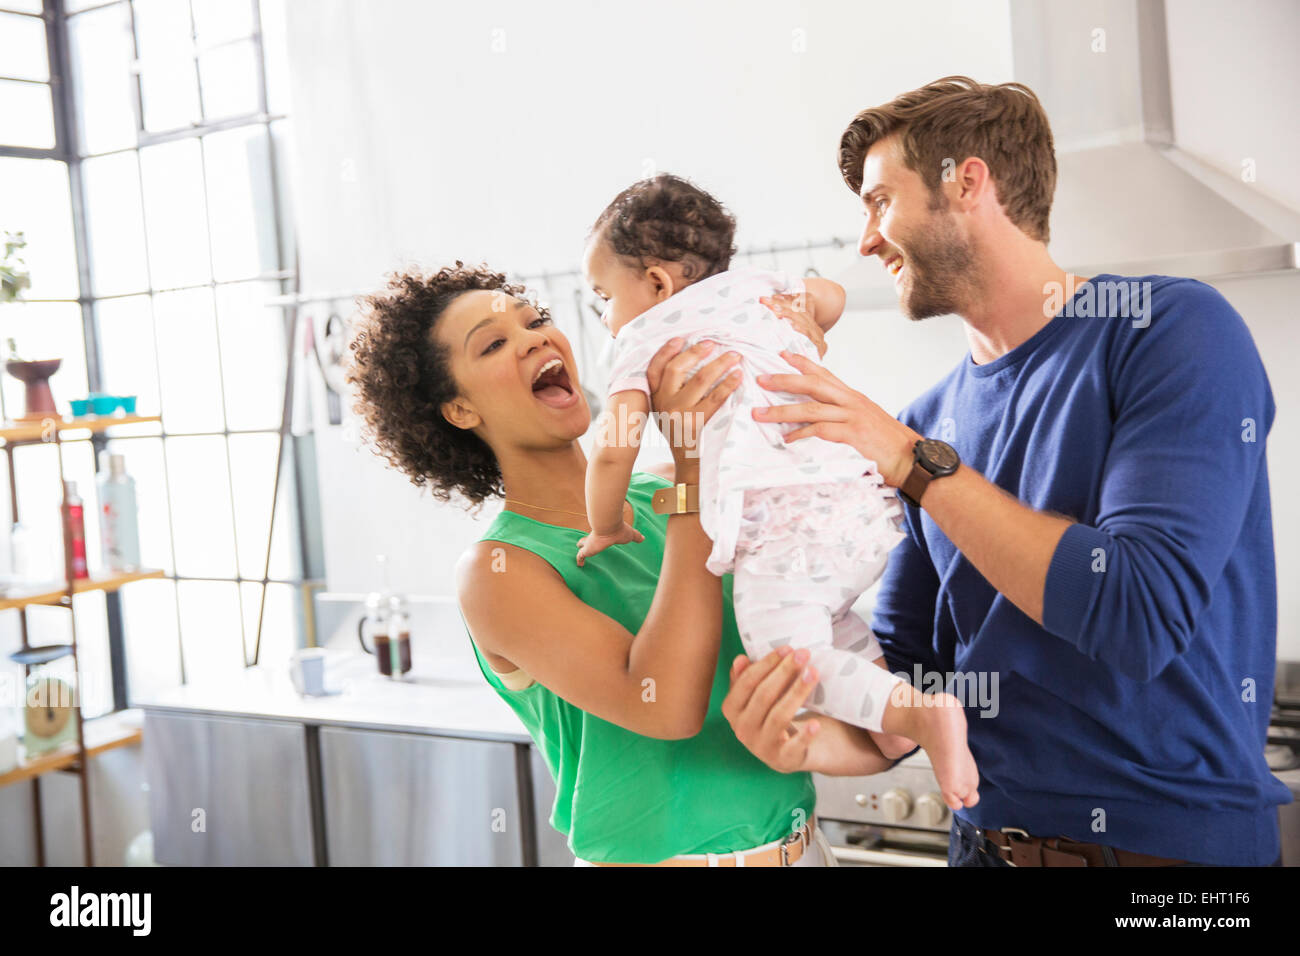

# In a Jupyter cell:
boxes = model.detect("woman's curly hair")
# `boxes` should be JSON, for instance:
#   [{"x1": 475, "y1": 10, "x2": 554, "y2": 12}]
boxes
[
  {"x1": 589, "y1": 173, "x2": 737, "y2": 282},
  {"x1": 346, "y1": 261, "x2": 543, "y2": 506}
]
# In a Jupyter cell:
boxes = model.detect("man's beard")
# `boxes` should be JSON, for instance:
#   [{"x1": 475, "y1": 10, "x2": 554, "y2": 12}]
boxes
[{"x1": 896, "y1": 206, "x2": 978, "y2": 321}]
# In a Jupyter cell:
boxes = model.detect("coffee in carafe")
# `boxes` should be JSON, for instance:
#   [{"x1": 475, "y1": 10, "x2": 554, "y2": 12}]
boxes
[{"x1": 356, "y1": 556, "x2": 413, "y2": 678}]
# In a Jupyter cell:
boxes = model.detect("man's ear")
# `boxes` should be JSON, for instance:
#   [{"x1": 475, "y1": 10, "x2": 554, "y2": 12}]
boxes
[
  {"x1": 645, "y1": 265, "x2": 677, "y2": 302},
  {"x1": 951, "y1": 156, "x2": 992, "y2": 211},
  {"x1": 441, "y1": 396, "x2": 481, "y2": 431}
]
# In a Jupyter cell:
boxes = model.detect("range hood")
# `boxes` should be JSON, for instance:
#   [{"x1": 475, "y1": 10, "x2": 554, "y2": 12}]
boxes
[{"x1": 841, "y1": 0, "x2": 1300, "y2": 310}]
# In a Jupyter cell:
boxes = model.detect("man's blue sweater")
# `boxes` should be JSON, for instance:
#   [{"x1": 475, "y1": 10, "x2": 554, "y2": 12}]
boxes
[{"x1": 870, "y1": 273, "x2": 1292, "y2": 865}]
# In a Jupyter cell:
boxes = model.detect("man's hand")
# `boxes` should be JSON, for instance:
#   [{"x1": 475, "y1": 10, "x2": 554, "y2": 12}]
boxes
[
  {"x1": 752, "y1": 351, "x2": 922, "y2": 487},
  {"x1": 719, "y1": 646, "x2": 821, "y2": 774}
]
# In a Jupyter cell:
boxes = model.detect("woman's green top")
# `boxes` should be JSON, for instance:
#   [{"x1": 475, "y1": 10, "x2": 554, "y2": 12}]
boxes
[{"x1": 462, "y1": 471, "x2": 816, "y2": 864}]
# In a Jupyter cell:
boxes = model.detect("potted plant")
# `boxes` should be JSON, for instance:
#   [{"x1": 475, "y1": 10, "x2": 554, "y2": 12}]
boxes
[{"x1": 2, "y1": 232, "x2": 62, "y2": 422}]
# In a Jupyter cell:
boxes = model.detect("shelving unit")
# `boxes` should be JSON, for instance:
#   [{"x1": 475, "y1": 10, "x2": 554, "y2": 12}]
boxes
[{"x1": 1, "y1": 412, "x2": 163, "y2": 866}]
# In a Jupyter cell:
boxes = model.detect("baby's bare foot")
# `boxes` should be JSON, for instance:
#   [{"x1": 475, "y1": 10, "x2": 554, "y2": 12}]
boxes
[{"x1": 914, "y1": 694, "x2": 980, "y2": 811}]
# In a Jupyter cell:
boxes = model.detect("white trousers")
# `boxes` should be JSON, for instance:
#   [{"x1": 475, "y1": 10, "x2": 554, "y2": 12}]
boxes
[
  {"x1": 731, "y1": 556, "x2": 906, "y2": 733},
  {"x1": 573, "y1": 826, "x2": 839, "y2": 866}
]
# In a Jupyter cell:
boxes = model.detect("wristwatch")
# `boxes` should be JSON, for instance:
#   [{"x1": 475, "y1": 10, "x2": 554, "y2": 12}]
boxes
[
  {"x1": 651, "y1": 483, "x2": 700, "y2": 515},
  {"x1": 898, "y1": 438, "x2": 960, "y2": 508}
]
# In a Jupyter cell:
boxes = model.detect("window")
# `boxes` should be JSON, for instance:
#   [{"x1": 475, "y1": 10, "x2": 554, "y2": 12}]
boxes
[{"x1": 1, "y1": 0, "x2": 316, "y2": 715}]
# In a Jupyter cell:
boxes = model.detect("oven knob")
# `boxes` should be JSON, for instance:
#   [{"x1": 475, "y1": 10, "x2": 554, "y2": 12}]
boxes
[
  {"x1": 916, "y1": 792, "x2": 949, "y2": 827},
  {"x1": 881, "y1": 788, "x2": 913, "y2": 822},
  {"x1": 854, "y1": 793, "x2": 869, "y2": 807}
]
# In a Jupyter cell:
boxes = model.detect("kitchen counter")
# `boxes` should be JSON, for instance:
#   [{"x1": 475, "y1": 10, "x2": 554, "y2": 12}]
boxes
[
  {"x1": 134, "y1": 642, "x2": 530, "y2": 743},
  {"x1": 133, "y1": 638, "x2": 567, "y2": 865}
]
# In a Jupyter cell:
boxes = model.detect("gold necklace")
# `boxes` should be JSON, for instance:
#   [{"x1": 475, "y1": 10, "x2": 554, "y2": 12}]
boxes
[{"x1": 503, "y1": 497, "x2": 632, "y2": 521}]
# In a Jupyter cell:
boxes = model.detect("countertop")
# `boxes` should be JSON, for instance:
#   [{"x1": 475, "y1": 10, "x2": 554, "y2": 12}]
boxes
[{"x1": 134, "y1": 637, "x2": 531, "y2": 744}]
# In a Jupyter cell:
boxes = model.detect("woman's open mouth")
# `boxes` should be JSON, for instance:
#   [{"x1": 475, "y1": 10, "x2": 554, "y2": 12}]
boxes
[{"x1": 531, "y1": 358, "x2": 579, "y2": 408}]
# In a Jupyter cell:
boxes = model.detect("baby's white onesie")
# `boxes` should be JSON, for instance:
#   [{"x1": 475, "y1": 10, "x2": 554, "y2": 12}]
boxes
[{"x1": 605, "y1": 266, "x2": 908, "y2": 732}]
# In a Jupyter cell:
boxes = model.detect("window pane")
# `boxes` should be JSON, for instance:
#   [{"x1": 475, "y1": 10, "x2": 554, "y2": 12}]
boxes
[
  {"x1": 177, "y1": 579, "x2": 244, "y2": 683},
  {"x1": 197, "y1": 38, "x2": 258, "y2": 120},
  {"x1": 133, "y1": 0, "x2": 199, "y2": 132},
  {"x1": 122, "y1": 576, "x2": 182, "y2": 703},
  {"x1": 270, "y1": 119, "x2": 294, "y2": 267},
  {"x1": 2, "y1": 1, "x2": 44, "y2": 15},
  {"x1": 139, "y1": 139, "x2": 211, "y2": 289},
  {"x1": 228, "y1": 432, "x2": 298, "y2": 580},
  {"x1": 0, "y1": 79, "x2": 54, "y2": 149},
  {"x1": 214, "y1": 281, "x2": 283, "y2": 429},
  {"x1": 0, "y1": 158, "x2": 79, "y2": 299},
  {"x1": 95, "y1": 294, "x2": 161, "y2": 420},
  {"x1": 260, "y1": 0, "x2": 291, "y2": 115},
  {"x1": 240, "y1": 581, "x2": 295, "y2": 666},
  {"x1": 203, "y1": 126, "x2": 276, "y2": 281},
  {"x1": 0, "y1": 301, "x2": 89, "y2": 421},
  {"x1": 191, "y1": 0, "x2": 255, "y2": 48},
  {"x1": 164, "y1": 435, "x2": 237, "y2": 577},
  {"x1": 9, "y1": 440, "x2": 94, "y2": 584},
  {"x1": 0, "y1": 11, "x2": 49, "y2": 82},
  {"x1": 82, "y1": 151, "x2": 150, "y2": 296},
  {"x1": 68, "y1": 1, "x2": 138, "y2": 155},
  {"x1": 71, "y1": 593, "x2": 112, "y2": 717},
  {"x1": 153, "y1": 287, "x2": 224, "y2": 431}
]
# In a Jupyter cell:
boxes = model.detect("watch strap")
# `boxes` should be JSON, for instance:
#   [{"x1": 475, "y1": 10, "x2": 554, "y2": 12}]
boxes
[
  {"x1": 651, "y1": 483, "x2": 700, "y2": 514},
  {"x1": 898, "y1": 464, "x2": 931, "y2": 508}
]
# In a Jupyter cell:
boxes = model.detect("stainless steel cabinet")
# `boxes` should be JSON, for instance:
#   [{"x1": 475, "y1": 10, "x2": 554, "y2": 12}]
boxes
[
  {"x1": 143, "y1": 711, "x2": 315, "y2": 866},
  {"x1": 529, "y1": 744, "x2": 574, "y2": 867},
  {"x1": 320, "y1": 726, "x2": 526, "y2": 865}
]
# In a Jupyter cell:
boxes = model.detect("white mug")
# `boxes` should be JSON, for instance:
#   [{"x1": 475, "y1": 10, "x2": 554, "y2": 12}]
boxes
[{"x1": 289, "y1": 648, "x2": 328, "y2": 696}]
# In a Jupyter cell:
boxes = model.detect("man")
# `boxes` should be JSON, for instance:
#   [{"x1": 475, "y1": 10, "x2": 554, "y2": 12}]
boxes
[{"x1": 723, "y1": 76, "x2": 1291, "y2": 866}]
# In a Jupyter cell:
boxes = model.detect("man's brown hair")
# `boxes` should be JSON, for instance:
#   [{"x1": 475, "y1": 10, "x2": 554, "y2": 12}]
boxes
[{"x1": 838, "y1": 75, "x2": 1056, "y2": 242}]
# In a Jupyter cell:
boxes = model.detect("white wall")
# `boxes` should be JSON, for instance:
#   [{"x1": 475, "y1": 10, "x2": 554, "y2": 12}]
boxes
[
  {"x1": 279, "y1": 0, "x2": 1014, "y2": 605},
  {"x1": 1165, "y1": 0, "x2": 1300, "y2": 213},
  {"x1": 278, "y1": 0, "x2": 1297, "y2": 661}
]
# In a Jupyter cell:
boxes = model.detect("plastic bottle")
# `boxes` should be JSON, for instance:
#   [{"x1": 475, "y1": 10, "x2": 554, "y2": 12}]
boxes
[
  {"x1": 61, "y1": 480, "x2": 89, "y2": 580},
  {"x1": 97, "y1": 453, "x2": 140, "y2": 572}
]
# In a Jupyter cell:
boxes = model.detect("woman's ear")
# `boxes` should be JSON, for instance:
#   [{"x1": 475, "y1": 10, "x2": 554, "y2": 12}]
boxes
[
  {"x1": 441, "y1": 396, "x2": 481, "y2": 430},
  {"x1": 645, "y1": 265, "x2": 677, "y2": 302}
]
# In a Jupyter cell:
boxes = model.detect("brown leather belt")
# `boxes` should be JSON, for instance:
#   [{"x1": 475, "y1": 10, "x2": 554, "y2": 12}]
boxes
[{"x1": 976, "y1": 825, "x2": 1187, "y2": 867}]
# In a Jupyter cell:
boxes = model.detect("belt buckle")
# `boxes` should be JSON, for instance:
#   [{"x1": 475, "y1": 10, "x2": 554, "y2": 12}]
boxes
[
  {"x1": 975, "y1": 825, "x2": 1029, "y2": 867},
  {"x1": 999, "y1": 827, "x2": 1031, "y2": 867},
  {"x1": 780, "y1": 823, "x2": 809, "y2": 866}
]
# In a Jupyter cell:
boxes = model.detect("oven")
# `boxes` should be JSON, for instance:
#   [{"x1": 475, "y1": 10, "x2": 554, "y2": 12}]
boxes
[
  {"x1": 815, "y1": 658, "x2": 1300, "y2": 868},
  {"x1": 814, "y1": 751, "x2": 951, "y2": 866}
]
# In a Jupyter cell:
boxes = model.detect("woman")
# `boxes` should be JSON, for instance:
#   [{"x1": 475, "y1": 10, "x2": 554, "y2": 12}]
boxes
[{"x1": 346, "y1": 262, "x2": 891, "y2": 865}]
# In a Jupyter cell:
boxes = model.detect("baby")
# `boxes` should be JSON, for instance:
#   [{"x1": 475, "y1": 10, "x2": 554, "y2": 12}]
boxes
[{"x1": 576, "y1": 174, "x2": 978, "y2": 810}]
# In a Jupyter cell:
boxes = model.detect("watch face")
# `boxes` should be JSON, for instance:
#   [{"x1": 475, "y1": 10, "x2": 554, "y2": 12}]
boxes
[{"x1": 919, "y1": 439, "x2": 959, "y2": 471}]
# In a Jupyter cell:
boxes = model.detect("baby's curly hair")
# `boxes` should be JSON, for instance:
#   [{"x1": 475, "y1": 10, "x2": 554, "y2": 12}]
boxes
[
  {"x1": 589, "y1": 173, "x2": 737, "y2": 282},
  {"x1": 346, "y1": 261, "x2": 542, "y2": 506}
]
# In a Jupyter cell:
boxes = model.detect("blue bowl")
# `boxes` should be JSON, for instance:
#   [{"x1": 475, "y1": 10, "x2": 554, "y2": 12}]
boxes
[
  {"x1": 69, "y1": 399, "x2": 90, "y2": 416},
  {"x1": 119, "y1": 395, "x2": 137, "y2": 414},
  {"x1": 90, "y1": 395, "x2": 118, "y2": 415}
]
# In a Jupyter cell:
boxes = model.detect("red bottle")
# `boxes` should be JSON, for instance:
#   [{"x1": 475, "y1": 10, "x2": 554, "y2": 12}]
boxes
[{"x1": 61, "y1": 480, "x2": 89, "y2": 580}]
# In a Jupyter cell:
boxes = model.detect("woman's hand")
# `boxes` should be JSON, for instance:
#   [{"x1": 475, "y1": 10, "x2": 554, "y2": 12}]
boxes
[
  {"x1": 645, "y1": 338, "x2": 742, "y2": 481},
  {"x1": 753, "y1": 351, "x2": 922, "y2": 488},
  {"x1": 760, "y1": 293, "x2": 826, "y2": 359},
  {"x1": 720, "y1": 647, "x2": 821, "y2": 774}
]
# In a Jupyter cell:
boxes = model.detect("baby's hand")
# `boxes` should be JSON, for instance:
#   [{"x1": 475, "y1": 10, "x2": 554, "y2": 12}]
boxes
[
  {"x1": 576, "y1": 523, "x2": 644, "y2": 567},
  {"x1": 761, "y1": 293, "x2": 827, "y2": 359}
]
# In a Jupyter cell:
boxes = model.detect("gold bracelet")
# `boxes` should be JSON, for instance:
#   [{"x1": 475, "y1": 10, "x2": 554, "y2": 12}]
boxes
[{"x1": 651, "y1": 483, "x2": 700, "y2": 515}]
